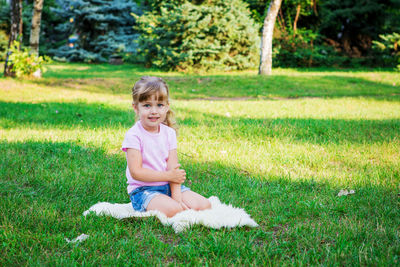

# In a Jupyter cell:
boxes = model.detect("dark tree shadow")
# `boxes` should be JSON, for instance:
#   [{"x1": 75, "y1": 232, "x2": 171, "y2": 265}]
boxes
[{"x1": 0, "y1": 101, "x2": 134, "y2": 129}]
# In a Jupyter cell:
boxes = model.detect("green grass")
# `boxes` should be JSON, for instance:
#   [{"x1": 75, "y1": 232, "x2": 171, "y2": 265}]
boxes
[{"x1": 1, "y1": 63, "x2": 400, "y2": 265}]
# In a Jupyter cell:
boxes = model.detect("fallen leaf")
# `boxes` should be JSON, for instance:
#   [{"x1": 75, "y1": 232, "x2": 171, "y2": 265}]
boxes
[{"x1": 65, "y1": 234, "x2": 89, "y2": 243}]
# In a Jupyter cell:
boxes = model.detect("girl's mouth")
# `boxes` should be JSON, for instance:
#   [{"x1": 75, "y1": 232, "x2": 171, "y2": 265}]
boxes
[{"x1": 149, "y1": 117, "x2": 159, "y2": 122}]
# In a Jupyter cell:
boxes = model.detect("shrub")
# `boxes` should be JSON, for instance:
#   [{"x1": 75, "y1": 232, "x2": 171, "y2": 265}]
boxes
[
  {"x1": 372, "y1": 32, "x2": 400, "y2": 70},
  {"x1": 134, "y1": 0, "x2": 260, "y2": 71},
  {"x1": 0, "y1": 30, "x2": 8, "y2": 61},
  {"x1": 273, "y1": 28, "x2": 348, "y2": 68},
  {"x1": 7, "y1": 41, "x2": 51, "y2": 78}
]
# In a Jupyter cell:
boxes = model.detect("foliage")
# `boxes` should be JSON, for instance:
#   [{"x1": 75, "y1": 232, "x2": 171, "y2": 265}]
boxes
[
  {"x1": 135, "y1": 0, "x2": 260, "y2": 71},
  {"x1": 50, "y1": 0, "x2": 140, "y2": 63},
  {"x1": 373, "y1": 32, "x2": 400, "y2": 70},
  {"x1": 2, "y1": 0, "x2": 399, "y2": 68},
  {"x1": 318, "y1": 0, "x2": 400, "y2": 57},
  {"x1": 7, "y1": 41, "x2": 51, "y2": 78},
  {"x1": 0, "y1": 0, "x2": 11, "y2": 61},
  {"x1": 246, "y1": 0, "x2": 400, "y2": 67},
  {"x1": 0, "y1": 0, "x2": 9, "y2": 33},
  {"x1": 273, "y1": 28, "x2": 347, "y2": 67},
  {"x1": 0, "y1": 30, "x2": 8, "y2": 61},
  {"x1": 36, "y1": 0, "x2": 68, "y2": 56},
  {"x1": 277, "y1": 0, "x2": 317, "y2": 30},
  {"x1": 241, "y1": 0, "x2": 269, "y2": 25}
]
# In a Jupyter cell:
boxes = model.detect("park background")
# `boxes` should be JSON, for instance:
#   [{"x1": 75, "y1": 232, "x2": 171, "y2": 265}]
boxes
[{"x1": 1, "y1": 0, "x2": 400, "y2": 265}]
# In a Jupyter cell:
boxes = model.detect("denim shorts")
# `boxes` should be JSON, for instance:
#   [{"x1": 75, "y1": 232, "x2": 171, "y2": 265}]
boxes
[{"x1": 129, "y1": 184, "x2": 190, "y2": 212}]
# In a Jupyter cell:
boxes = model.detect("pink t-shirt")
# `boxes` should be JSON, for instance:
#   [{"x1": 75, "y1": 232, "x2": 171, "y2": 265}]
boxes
[{"x1": 121, "y1": 121, "x2": 177, "y2": 194}]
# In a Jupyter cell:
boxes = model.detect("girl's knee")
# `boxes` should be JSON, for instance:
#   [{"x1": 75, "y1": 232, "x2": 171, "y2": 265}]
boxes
[
  {"x1": 193, "y1": 199, "x2": 211, "y2": 211},
  {"x1": 165, "y1": 203, "x2": 183, "y2": 217},
  {"x1": 202, "y1": 199, "x2": 211, "y2": 210}
]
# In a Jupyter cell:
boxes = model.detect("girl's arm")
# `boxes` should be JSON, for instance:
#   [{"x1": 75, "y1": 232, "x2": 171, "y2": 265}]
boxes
[
  {"x1": 167, "y1": 149, "x2": 189, "y2": 210},
  {"x1": 126, "y1": 148, "x2": 186, "y2": 183}
]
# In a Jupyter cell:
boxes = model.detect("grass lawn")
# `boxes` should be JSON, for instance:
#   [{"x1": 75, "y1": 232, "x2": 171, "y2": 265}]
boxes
[{"x1": 1, "y1": 63, "x2": 400, "y2": 265}]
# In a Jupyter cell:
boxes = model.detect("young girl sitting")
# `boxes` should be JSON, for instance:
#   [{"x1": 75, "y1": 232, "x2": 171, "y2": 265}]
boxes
[{"x1": 122, "y1": 76, "x2": 211, "y2": 217}]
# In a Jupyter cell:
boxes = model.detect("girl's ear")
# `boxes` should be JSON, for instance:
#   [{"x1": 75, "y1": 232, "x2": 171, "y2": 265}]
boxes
[{"x1": 132, "y1": 103, "x2": 138, "y2": 114}]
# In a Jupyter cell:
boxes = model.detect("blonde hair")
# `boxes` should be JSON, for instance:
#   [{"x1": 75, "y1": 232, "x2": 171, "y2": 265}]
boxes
[{"x1": 132, "y1": 76, "x2": 177, "y2": 131}]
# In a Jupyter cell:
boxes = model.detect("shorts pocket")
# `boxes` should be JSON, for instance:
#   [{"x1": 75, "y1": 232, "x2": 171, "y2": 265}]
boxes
[{"x1": 130, "y1": 190, "x2": 146, "y2": 212}]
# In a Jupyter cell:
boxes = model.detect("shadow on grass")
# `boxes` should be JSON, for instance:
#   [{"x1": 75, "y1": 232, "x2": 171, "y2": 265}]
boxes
[
  {"x1": 1, "y1": 101, "x2": 399, "y2": 144},
  {"x1": 0, "y1": 101, "x2": 134, "y2": 129}
]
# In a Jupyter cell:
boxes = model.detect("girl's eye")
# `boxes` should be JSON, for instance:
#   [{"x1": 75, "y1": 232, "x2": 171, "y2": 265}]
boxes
[
  {"x1": 143, "y1": 104, "x2": 150, "y2": 108},
  {"x1": 158, "y1": 104, "x2": 164, "y2": 107}
]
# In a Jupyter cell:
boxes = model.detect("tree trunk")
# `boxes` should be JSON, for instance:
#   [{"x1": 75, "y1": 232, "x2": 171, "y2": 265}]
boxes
[
  {"x1": 312, "y1": 0, "x2": 318, "y2": 15},
  {"x1": 278, "y1": 8, "x2": 285, "y2": 32},
  {"x1": 4, "y1": 0, "x2": 23, "y2": 77},
  {"x1": 30, "y1": 0, "x2": 44, "y2": 78},
  {"x1": 258, "y1": 0, "x2": 282, "y2": 76},
  {"x1": 293, "y1": 4, "x2": 301, "y2": 33},
  {"x1": 30, "y1": 0, "x2": 44, "y2": 57}
]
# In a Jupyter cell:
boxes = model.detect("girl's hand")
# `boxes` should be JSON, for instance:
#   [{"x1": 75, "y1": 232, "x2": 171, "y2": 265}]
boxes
[
  {"x1": 168, "y1": 164, "x2": 186, "y2": 183},
  {"x1": 179, "y1": 201, "x2": 189, "y2": 211}
]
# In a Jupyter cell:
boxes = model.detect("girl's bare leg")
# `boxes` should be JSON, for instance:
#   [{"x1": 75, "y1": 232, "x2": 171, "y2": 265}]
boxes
[
  {"x1": 182, "y1": 191, "x2": 211, "y2": 211},
  {"x1": 146, "y1": 194, "x2": 183, "y2": 217}
]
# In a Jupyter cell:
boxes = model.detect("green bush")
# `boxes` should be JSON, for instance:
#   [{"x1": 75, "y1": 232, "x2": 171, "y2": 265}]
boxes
[
  {"x1": 0, "y1": 30, "x2": 8, "y2": 61},
  {"x1": 273, "y1": 28, "x2": 347, "y2": 68},
  {"x1": 372, "y1": 32, "x2": 400, "y2": 70},
  {"x1": 134, "y1": 0, "x2": 260, "y2": 71},
  {"x1": 8, "y1": 41, "x2": 51, "y2": 78}
]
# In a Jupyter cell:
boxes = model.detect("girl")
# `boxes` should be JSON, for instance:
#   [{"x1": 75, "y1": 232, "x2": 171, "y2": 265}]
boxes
[{"x1": 122, "y1": 76, "x2": 211, "y2": 218}]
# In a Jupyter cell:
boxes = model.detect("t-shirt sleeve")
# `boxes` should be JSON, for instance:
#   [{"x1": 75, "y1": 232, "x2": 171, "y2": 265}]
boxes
[
  {"x1": 168, "y1": 128, "x2": 177, "y2": 151},
  {"x1": 121, "y1": 130, "x2": 141, "y2": 152}
]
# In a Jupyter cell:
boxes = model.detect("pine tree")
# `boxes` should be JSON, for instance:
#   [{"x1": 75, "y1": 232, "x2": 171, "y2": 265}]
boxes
[{"x1": 50, "y1": 0, "x2": 140, "y2": 63}]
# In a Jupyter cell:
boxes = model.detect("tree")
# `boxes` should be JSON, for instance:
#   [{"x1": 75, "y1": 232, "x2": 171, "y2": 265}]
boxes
[
  {"x1": 30, "y1": 0, "x2": 43, "y2": 57},
  {"x1": 0, "y1": 0, "x2": 10, "y2": 61},
  {"x1": 4, "y1": 0, "x2": 22, "y2": 77},
  {"x1": 319, "y1": 0, "x2": 400, "y2": 57},
  {"x1": 29, "y1": 0, "x2": 44, "y2": 77},
  {"x1": 258, "y1": 0, "x2": 282, "y2": 75},
  {"x1": 50, "y1": 0, "x2": 140, "y2": 63}
]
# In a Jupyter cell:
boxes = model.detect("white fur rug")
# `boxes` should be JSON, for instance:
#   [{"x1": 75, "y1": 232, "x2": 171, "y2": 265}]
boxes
[{"x1": 83, "y1": 196, "x2": 258, "y2": 233}]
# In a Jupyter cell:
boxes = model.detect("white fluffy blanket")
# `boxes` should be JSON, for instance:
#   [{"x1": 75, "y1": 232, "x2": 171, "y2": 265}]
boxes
[{"x1": 83, "y1": 196, "x2": 258, "y2": 233}]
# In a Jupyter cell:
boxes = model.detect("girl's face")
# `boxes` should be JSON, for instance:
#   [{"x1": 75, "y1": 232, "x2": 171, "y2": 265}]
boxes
[{"x1": 133, "y1": 94, "x2": 169, "y2": 133}]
